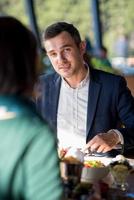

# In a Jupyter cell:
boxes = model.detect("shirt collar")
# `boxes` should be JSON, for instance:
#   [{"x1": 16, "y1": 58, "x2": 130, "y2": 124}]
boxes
[{"x1": 62, "y1": 65, "x2": 90, "y2": 89}]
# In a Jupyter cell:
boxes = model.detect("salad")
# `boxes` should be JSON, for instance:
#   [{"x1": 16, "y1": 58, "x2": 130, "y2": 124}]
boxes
[{"x1": 84, "y1": 160, "x2": 105, "y2": 168}]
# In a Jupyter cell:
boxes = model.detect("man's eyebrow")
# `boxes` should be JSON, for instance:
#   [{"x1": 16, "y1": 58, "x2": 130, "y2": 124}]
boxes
[
  {"x1": 60, "y1": 44, "x2": 72, "y2": 48},
  {"x1": 47, "y1": 44, "x2": 72, "y2": 54},
  {"x1": 47, "y1": 50, "x2": 55, "y2": 54}
]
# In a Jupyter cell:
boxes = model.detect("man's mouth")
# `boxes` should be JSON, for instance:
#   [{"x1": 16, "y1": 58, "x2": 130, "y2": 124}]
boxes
[{"x1": 59, "y1": 65, "x2": 70, "y2": 71}]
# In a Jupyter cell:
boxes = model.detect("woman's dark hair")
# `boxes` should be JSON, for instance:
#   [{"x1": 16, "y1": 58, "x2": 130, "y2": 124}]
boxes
[
  {"x1": 43, "y1": 21, "x2": 93, "y2": 69},
  {"x1": 0, "y1": 16, "x2": 38, "y2": 94}
]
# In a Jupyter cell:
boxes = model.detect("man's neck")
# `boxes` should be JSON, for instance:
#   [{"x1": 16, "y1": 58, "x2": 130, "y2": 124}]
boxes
[{"x1": 64, "y1": 66, "x2": 88, "y2": 89}]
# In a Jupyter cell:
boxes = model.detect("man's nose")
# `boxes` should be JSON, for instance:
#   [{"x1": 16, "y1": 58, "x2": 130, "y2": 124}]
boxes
[{"x1": 57, "y1": 53, "x2": 66, "y2": 62}]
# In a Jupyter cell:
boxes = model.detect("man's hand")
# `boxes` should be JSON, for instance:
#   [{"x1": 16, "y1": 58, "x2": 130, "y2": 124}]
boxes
[{"x1": 84, "y1": 130, "x2": 120, "y2": 153}]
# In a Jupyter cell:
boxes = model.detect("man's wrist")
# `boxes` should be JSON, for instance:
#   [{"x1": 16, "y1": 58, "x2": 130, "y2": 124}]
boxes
[
  {"x1": 108, "y1": 129, "x2": 124, "y2": 145},
  {"x1": 113, "y1": 129, "x2": 124, "y2": 145}
]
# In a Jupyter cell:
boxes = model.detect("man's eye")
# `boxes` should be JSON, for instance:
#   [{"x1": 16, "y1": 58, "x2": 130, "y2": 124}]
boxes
[
  {"x1": 49, "y1": 53, "x2": 56, "y2": 57},
  {"x1": 64, "y1": 48, "x2": 71, "y2": 52}
]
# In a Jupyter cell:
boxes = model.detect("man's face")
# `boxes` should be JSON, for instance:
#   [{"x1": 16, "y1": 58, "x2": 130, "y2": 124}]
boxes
[{"x1": 44, "y1": 31, "x2": 85, "y2": 79}]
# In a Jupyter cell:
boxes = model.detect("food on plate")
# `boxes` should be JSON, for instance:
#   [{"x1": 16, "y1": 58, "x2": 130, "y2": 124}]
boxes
[
  {"x1": 81, "y1": 162, "x2": 109, "y2": 183},
  {"x1": 84, "y1": 160, "x2": 105, "y2": 168},
  {"x1": 59, "y1": 147, "x2": 84, "y2": 164}
]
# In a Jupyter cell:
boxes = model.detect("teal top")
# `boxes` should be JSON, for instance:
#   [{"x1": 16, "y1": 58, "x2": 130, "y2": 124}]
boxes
[{"x1": 0, "y1": 95, "x2": 62, "y2": 200}]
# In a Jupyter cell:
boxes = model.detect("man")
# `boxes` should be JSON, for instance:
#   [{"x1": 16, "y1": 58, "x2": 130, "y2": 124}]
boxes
[{"x1": 36, "y1": 22, "x2": 134, "y2": 156}]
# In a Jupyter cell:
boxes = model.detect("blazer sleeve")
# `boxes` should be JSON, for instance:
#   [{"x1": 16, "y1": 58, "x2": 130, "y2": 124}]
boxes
[{"x1": 116, "y1": 76, "x2": 134, "y2": 148}]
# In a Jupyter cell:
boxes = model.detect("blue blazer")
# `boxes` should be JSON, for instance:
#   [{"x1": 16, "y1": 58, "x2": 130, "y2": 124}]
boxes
[{"x1": 36, "y1": 69, "x2": 134, "y2": 153}]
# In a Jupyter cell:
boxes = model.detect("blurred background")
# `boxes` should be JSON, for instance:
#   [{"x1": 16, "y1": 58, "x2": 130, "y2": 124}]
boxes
[{"x1": 0, "y1": 0, "x2": 134, "y2": 94}]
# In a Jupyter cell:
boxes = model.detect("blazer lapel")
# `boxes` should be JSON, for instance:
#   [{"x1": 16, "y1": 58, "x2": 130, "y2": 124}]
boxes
[
  {"x1": 86, "y1": 78, "x2": 101, "y2": 140},
  {"x1": 50, "y1": 74, "x2": 61, "y2": 130}
]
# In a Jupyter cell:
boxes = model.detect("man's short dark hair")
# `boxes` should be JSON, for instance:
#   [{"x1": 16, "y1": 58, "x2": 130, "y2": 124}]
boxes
[{"x1": 43, "y1": 22, "x2": 82, "y2": 47}]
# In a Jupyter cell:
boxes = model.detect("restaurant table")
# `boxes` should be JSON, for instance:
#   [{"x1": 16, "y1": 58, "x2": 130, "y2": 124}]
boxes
[{"x1": 61, "y1": 156, "x2": 134, "y2": 200}]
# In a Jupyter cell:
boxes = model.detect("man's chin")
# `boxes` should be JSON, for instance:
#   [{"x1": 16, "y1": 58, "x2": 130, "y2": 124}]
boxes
[{"x1": 60, "y1": 72, "x2": 72, "y2": 79}]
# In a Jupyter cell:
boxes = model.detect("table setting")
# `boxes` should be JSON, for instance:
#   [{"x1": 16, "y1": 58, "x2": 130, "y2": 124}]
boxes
[{"x1": 59, "y1": 147, "x2": 134, "y2": 200}]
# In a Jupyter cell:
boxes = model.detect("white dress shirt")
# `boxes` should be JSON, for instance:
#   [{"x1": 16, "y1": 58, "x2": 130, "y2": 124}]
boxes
[{"x1": 57, "y1": 70, "x2": 89, "y2": 149}]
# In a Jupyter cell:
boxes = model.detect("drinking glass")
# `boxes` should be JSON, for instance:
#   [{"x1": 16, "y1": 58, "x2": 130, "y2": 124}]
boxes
[{"x1": 110, "y1": 163, "x2": 131, "y2": 191}]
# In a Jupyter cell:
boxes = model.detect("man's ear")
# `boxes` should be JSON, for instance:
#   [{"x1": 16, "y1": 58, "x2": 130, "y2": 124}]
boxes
[{"x1": 79, "y1": 41, "x2": 86, "y2": 55}]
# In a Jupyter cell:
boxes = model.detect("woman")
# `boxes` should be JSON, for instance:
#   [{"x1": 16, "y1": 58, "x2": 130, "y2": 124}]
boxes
[{"x1": 0, "y1": 16, "x2": 62, "y2": 200}]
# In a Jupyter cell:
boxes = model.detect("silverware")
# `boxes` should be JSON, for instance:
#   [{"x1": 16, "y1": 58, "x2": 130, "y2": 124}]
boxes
[{"x1": 80, "y1": 147, "x2": 94, "y2": 156}]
